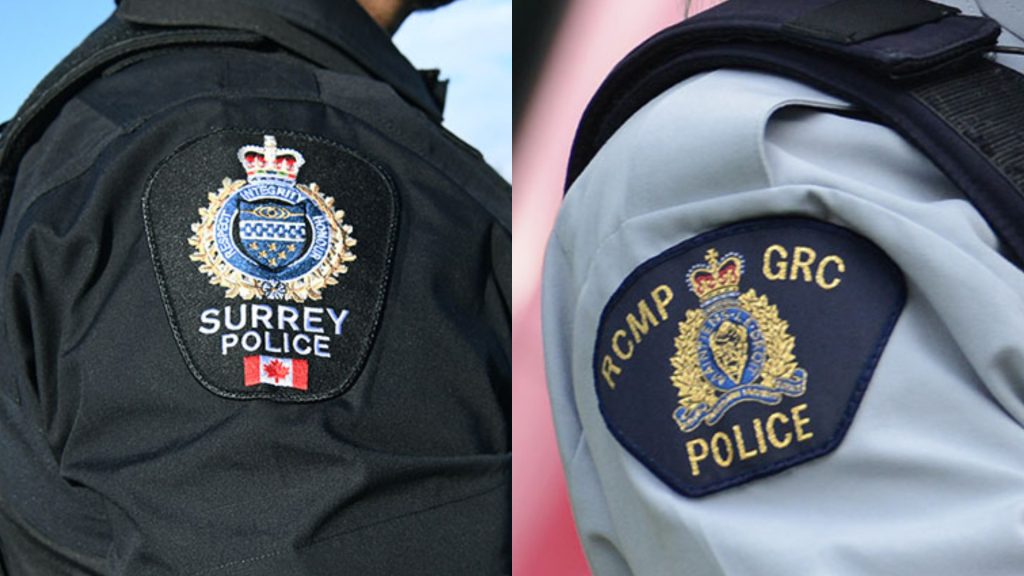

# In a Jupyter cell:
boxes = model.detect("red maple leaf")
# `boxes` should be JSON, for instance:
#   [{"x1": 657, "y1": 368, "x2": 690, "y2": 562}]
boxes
[{"x1": 263, "y1": 359, "x2": 290, "y2": 383}]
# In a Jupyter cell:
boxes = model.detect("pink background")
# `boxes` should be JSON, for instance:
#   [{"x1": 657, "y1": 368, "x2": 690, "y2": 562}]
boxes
[{"x1": 512, "y1": 1, "x2": 722, "y2": 574}]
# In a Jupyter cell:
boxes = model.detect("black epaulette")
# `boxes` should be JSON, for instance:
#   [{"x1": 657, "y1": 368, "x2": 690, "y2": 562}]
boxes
[
  {"x1": 0, "y1": 0, "x2": 447, "y2": 233},
  {"x1": 566, "y1": 0, "x2": 1024, "y2": 266}
]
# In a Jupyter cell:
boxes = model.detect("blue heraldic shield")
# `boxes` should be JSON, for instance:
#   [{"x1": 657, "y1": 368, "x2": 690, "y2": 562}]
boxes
[{"x1": 237, "y1": 200, "x2": 310, "y2": 271}]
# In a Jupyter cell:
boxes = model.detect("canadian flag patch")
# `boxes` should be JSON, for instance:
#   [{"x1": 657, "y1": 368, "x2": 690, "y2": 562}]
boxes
[{"x1": 244, "y1": 355, "x2": 309, "y2": 391}]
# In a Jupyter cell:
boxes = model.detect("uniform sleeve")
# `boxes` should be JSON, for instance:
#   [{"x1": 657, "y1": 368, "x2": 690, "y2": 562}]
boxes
[
  {"x1": 0, "y1": 52, "x2": 511, "y2": 573},
  {"x1": 544, "y1": 68, "x2": 1024, "y2": 575}
]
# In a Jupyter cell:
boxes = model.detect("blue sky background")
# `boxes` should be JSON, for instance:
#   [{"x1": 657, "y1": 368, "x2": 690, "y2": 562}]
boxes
[{"x1": 0, "y1": 0, "x2": 511, "y2": 181}]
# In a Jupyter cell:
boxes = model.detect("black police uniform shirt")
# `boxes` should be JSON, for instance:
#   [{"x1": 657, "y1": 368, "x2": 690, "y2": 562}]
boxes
[{"x1": 0, "y1": 0, "x2": 511, "y2": 574}]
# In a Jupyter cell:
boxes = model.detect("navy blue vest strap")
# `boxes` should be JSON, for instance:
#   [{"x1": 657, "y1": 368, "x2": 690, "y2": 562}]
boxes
[
  {"x1": 564, "y1": 0, "x2": 1024, "y2": 264},
  {"x1": 783, "y1": 0, "x2": 956, "y2": 44}
]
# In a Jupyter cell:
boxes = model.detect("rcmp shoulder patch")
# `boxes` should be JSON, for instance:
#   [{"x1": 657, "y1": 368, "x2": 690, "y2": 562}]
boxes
[
  {"x1": 594, "y1": 219, "x2": 905, "y2": 496},
  {"x1": 144, "y1": 131, "x2": 397, "y2": 401}
]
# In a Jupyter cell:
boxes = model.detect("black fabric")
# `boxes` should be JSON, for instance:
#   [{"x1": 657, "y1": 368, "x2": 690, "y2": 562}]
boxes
[
  {"x1": 783, "y1": 0, "x2": 957, "y2": 44},
  {"x1": 202, "y1": 479, "x2": 509, "y2": 575},
  {"x1": 0, "y1": 2, "x2": 510, "y2": 574},
  {"x1": 0, "y1": 377, "x2": 113, "y2": 569},
  {"x1": 419, "y1": 69, "x2": 449, "y2": 112},
  {"x1": 118, "y1": 0, "x2": 444, "y2": 121},
  {"x1": 0, "y1": 0, "x2": 446, "y2": 239},
  {"x1": 912, "y1": 61, "x2": 1024, "y2": 206},
  {"x1": 118, "y1": 0, "x2": 372, "y2": 78},
  {"x1": 564, "y1": 0, "x2": 1024, "y2": 267},
  {"x1": 586, "y1": 0, "x2": 998, "y2": 87},
  {"x1": 0, "y1": 510, "x2": 105, "y2": 576},
  {"x1": 0, "y1": 16, "x2": 261, "y2": 231},
  {"x1": 594, "y1": 219, "x2": 905, "y2": 497}
]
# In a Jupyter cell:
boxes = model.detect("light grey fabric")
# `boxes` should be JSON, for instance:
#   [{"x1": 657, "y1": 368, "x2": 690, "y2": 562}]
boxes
[
  {"x1": 978, "y1": 0, "x2": 1024, "y2": 46},
  {"x1": 543, "y1": 4, "x2": 1024, "y2": 574}
]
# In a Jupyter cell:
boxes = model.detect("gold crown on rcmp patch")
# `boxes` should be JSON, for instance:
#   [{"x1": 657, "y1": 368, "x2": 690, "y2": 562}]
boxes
[
  {"x1": 687, "y1": 249, "x2": 744, "y2": 304},
  {"x1": 671, "y1": 248, "x2": 808, "y2": 433},
  {"x1": 188, "y1": 135, "x2": 357, "y2": 302}
]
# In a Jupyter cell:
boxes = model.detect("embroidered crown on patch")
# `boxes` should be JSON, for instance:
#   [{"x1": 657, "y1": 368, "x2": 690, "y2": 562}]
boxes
[
  {"x1": 237, "y1": 136, "x2": 306, "y2": 183},
  {"x1": 687, "y1": 249, "x2": 743, "y2": 303}
]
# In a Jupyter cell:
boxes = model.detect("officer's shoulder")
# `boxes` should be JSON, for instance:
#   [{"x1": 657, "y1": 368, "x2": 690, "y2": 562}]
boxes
[
  {"x1": 608, "y1": 68, "x2": 851, "y2": 163},
  {"x1": 67, "y1": 45, "x2": 431, "y2": 142},
  {"x1": 10, "y1": 48, "x2": 323, "y2": 213},
  {"x1": 74, "y1": 47, "x2": 322, "y2": 130},
  {"x1": 19, "y1": 45, "x2": 507, "y2": 225},
  {"x1": 571, "y1": 68, "x2": 852, "y2": 205},
  {"x1": 91, "y1": 46, "x2": 507, "y2": 193}
]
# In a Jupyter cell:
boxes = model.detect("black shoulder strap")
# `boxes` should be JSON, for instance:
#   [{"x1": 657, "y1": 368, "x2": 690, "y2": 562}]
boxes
[
  {"x1": 0, "y1": 14, "x2": 263, "y2": 228},
  {"x1": 566, "y1": 0, "x2": 1024, "y2": 266},
  {"x1": 0, "y1": 0, "x2": 438, "y2": 232},
  {"x1": 117, "y1": 0, "x2": 445, "y2": 122}
]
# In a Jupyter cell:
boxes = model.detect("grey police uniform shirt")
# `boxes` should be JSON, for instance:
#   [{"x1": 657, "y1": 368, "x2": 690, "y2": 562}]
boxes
[
  {"x1": 543, "y1": 1, "x2": 1024, "y2": 574},
  {"x1": 0, "y1": 1, "x2": 510, "y2": 574}
]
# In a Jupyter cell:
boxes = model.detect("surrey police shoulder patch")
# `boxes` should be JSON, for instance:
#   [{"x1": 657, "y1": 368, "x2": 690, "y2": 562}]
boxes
[
  {"x1": 594, "y1": 219, "x2": 904, "y2": 496},
  {"x1": 144, "y1": 130, "x2": 397, "y2": 402}
]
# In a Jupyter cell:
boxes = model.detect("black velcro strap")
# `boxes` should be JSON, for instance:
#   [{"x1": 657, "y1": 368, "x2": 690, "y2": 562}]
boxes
[
  {"x1": 911, "y1": 61, "x2": 1024, "y2": 231},
  {"x1": 783, "y1": 0, "x2": 958, "y2": 44}
]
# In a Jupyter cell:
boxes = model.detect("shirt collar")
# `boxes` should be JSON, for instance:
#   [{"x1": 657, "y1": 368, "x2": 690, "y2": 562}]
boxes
[{"x1": 118, "y1": 0, "x2": 445, "y2": 120}]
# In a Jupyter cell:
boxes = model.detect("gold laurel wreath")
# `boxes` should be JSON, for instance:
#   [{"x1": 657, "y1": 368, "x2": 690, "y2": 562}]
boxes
[
  {"x1": 670, "y1": 289, "x2": 800, "y2": 412},
  {"x1": 671, "y1": 309, "x2": 718, "y2": 408},
  {"x1": 739, "y1": 290, "x2": 799, "y2": 384},
  {"x1": 188, "y1": 178, "x2": 357, "y2": 302}
]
